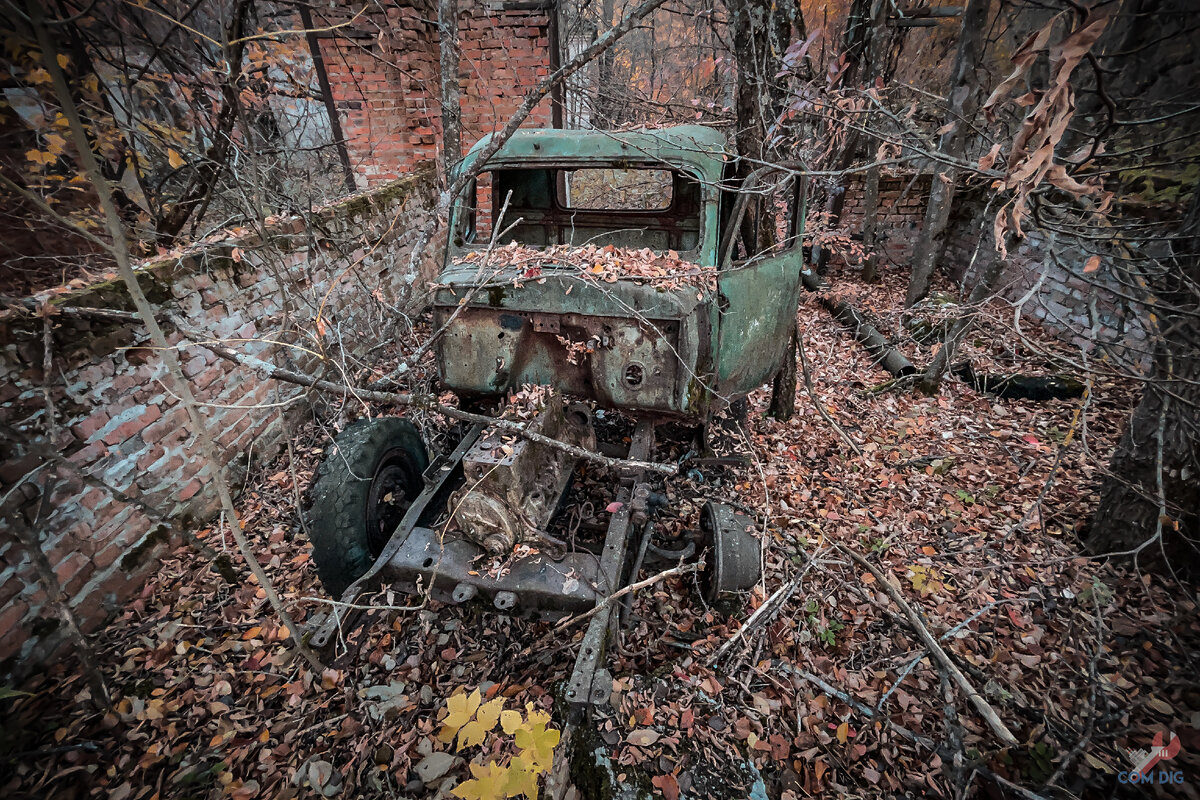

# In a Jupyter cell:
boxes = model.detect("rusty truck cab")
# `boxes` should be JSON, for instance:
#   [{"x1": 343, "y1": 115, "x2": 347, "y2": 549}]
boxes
[{"x1": 434, "y1": 125, "x2": 807, "y2": 421}]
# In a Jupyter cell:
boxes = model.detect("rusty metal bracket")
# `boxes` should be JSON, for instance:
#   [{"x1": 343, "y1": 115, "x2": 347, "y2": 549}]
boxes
[{"x1": 566, "y1": 417, "x2": 655, "y2": 713}]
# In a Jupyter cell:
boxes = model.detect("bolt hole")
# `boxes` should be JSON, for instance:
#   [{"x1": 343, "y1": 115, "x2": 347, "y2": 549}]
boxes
[
  {"x1": 497, "y1": 332, "x2": 505, "y2": 339},
  {"x1": 624, "y1": 363, "x2": 644, "y2": 388},
  {"x1": 422, "y1": 557, "x2": 434, "y2": 568}
]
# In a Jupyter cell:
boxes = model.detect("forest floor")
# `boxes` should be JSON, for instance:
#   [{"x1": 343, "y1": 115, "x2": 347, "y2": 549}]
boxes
[{"x1": 2, "y1": 267, "x2": 1198, "y2": 800}]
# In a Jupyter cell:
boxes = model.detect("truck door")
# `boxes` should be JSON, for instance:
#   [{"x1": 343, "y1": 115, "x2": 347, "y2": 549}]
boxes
[{"x1": 715, "y1": 174, "x2": 808, "y2": 395}]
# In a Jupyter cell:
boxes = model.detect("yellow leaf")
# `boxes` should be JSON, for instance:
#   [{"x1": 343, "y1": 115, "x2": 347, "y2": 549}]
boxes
[
  {"x1": 590, "y1": 264, "x2": 605, "y2": 274},
  {"x1": 1083, "y1": 255, "x2": 1101, "y2": 273},
  {"x1": 25, "y1": 149, "x2": 55, "y2": 166},
  {"x1": 836, "y1": 721, "x2": 849, "y2": 744},
  {"x1": 57, "y1": 53, "x2": 69, "y2": 69},
  {"x1": 514, "y1": 707, "x2": 559, "y2": 770},
  {"x1": 505, "y1": 751, "x2": 542, "y2": 799},
  {"x1": 457, "y1": 696, "x2": 504, "y2": 750},
  {"x1": 451, "y1": 761, "x2": 510, "y2": 800},
  {"x1": 44, "y1": 134, "x2": 66, "y2": 156},
  {"x1": 168, "y1": 149, "x2": 185, "y2": 169},
  {"x1": 500, "y1": 709, "x2": 523, "y2": 735},
  {"x1": 439, "y1": 688, "x2": 482, "y2": 743}
]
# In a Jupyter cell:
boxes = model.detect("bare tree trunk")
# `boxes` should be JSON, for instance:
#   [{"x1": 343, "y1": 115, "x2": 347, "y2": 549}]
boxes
[
  {"x1": 767, "y1": 325, "x2": 798, "y2": 418},
  {"x1": 904, "y1": 0, "x2": 991, "y2": 307},
  {"x1": 438, "y1": 0, "x2": 462, "y2": 175},
  {"x1": 915, "y1": 228, "x2": 1013, "y2": 395},
  {"x1": 153, "y1": 0, "x2": 253, "y2": 243},
  {"x1": 1088, "y1": 194, "x2": 1200, "y2": 563},
  {"x1": 299, "y1": 1, "x2": 356, "y2": 194},
  {"x1": 860, "y1": 164, "x2": 880, "y2": 282},
  {"x1": 729, "y1": 0, "x2": 804, "y2": 419},
  {"x1": 813, "y1": 0, "x2": 888, "y2": 275}
]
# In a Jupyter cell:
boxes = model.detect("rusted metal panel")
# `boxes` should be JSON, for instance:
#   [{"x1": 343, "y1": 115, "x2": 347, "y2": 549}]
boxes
[
  {"x1": 433, "y1": 270, "x2": 710, "y2": 415},
  {"x1": 715, "y1": 249, "x2": 805, "y2": 391}
]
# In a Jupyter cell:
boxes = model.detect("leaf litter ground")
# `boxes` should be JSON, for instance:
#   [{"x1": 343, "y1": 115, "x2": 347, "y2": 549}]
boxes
[{"x1": 2, "y1": 267, "x2": 1197, "y2": 800}]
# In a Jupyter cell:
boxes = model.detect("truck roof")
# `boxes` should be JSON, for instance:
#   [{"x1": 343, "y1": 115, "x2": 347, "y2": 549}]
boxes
[{"x1": 458, "y1": 125, "x2": 730, "y2": 185}]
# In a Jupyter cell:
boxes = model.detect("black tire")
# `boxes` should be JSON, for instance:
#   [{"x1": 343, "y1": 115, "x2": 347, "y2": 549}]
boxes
[{"x1": 307, "y1": 418, "x2": 428, "y2": 596}]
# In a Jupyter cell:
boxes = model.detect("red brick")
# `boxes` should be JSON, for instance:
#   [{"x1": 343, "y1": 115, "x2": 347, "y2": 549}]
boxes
[{"x1": 178, "y1": 479, "x2": 203, "y2": 501}]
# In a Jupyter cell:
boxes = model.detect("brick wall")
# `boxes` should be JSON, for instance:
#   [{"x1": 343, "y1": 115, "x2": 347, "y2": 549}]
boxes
[
  {"x1": 318, "y1": 0, "x2": 556, "y2": 187},
  {"x1": 833, "y1": 172, "x2": 1147, "y2": 364},
  {"x1": 942, "y1": 198, "x2": 1149, "y2": 366},
  {"x1": 836, "y1": 173, "x2": 932, "y2": 270},
  {"x1": 0, "y1": 169, "x2": 438, "y2": 673}
]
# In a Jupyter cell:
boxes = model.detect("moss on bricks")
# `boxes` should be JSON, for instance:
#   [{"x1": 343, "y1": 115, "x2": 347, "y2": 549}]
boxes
[
  {"x1": 118, "y1": 523, "x2": 172, "y2": 572},
  {"x1": 28, "y1": 616, "x2": 60, "y2": 639}
]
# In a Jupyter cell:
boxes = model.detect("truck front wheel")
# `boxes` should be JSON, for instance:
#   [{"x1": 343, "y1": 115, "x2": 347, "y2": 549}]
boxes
[{"x1": 307, "y1": 418, "x2": 428, "y2": 596}]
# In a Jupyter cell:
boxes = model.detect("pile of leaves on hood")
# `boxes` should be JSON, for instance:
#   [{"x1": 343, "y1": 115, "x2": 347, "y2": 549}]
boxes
[
  {"x1": 453, "y1": 242, "x2": 718, "y2": 292},
  {"x1": 2, "y1": 267, "x2": 1197, "y2": 800}
]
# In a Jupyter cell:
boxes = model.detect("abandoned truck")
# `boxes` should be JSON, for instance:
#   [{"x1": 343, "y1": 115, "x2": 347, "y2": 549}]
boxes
[{"x1": 307, "y1": 125, "x2": 808, "y2": 706}]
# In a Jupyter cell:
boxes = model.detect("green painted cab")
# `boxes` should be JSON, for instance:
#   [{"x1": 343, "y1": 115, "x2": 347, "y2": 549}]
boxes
[{"x1": 434, "y1": 125, "x2": 806, "y2": 420}]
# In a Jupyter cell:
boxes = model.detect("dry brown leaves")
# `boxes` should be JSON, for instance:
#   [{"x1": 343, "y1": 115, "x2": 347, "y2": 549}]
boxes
[
  {"x1": 2, "y1": 267, "x2": 1197, "y2": 799},
  {"x1": 456, "y1": 243, "x2": 718, "y2": 292}
]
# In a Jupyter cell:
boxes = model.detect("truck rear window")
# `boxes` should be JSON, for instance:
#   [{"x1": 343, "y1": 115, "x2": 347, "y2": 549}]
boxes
[{"x1": 457, "y1": 166, "x2": 701, "y2": 252}]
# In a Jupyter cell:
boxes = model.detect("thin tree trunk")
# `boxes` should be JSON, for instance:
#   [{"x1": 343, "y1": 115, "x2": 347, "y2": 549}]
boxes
[
  {"x1": 299, "y1": 1, "x2": 356, "y2": 194},
  {"x1": 1088, "y1": 194, "x2": 1200, "y2": 562},
  {"x1": 729, "y1": 0, "x2": 804, "y2": 418},
  {"x1": 860, "y1": 163, "x2": 881, "y2": 282},
  {"x1": 904, "y1": 0, "x2": 991, "y2": 307},
  {"x1": 438, "y1": 0, "x2": 462, "y2": 176},
  {"x1": 814, "y1": 0, "x2": 887, "y2": 274},
  {"x1": 154, "y1": 0, "x2": 253, "y2": 243},
  {"x1": 915, "y1": 228, "x2": 1014, "y2": 395},
  {"x1": 767, "y1": 324, "x2": 798, "y2": 418},
  {"x1": 29, "y1": 0, "x2": 323, "y2": 670}
]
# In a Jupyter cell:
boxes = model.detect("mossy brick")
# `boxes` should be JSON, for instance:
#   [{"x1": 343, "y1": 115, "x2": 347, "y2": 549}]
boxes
[{"x1": 99, "y1": 404, "x2": 160, "y2": 446}]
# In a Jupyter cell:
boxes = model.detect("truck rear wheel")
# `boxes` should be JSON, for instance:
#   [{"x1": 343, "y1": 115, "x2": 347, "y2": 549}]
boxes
[{"x1": 307, "y1": 418, "x2": 428, "y2": 596}]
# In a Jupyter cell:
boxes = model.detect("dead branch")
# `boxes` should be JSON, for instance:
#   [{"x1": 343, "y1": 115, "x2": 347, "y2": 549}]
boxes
[
  {"x1": 707, "y1": 564, "x2": 809, "y2": 665},
  {"x1": 555, "y1": 560, "x2": 702, "y2": 630},
  {"x1": 796, "y1": 331, "x2": 864, "y2": 457},
  {"x1": 838, "y1": 543, "x2": 1020, "y2": 747}
]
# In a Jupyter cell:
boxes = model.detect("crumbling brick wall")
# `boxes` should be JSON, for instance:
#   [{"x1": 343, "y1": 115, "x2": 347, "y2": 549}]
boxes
[
  {"x1": 834, "y1": 173, "x2": 1147, "y2": 362},
  {"x1": 0, "y1": 170, "x2": 438, "y2": 672},
  {"x1": 317, "y1": 0, "x2": 556, "y2": 186},
  {"x1": 836, "y1": 173, "x2": 932, "y2": 271}
]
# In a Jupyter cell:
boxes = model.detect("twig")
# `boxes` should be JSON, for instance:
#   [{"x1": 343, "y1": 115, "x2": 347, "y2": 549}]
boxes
[
  {"x1": 797, "y1": 332, "x2": 863, "y2": 457},
  {"x1": 554, "y1": 561, "x2": 702, "y2": 630},
  {"x1": 44, "y1": 304, "x2": 676, "y2": 476},
  {"x1": 707, "y1": 565, "x2": 809, "y2": 666},
  {"x1": 838, "y1": 544, "x2": 1020, "y2": 747}
]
